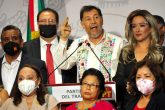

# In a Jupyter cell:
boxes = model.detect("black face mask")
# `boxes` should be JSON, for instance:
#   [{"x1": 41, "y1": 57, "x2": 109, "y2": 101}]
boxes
[
  {"x1": 39, "y1": 25, "x2": 57, "y2": 38},
  {"x1": 3, "y1": 41, "x2": 21, "y2": 56}
]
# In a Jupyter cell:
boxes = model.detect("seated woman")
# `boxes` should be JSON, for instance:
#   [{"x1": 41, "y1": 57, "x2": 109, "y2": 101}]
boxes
[
  {"x1": 0, "y1": 85, "x2": 9, "y2": 106},
  {"x1": 1, "y1": 64, "x2": 58, "y2": 110},
  {"x1": 66, "y1": 68, "x2": 116, "y2": 110},
  {"x1": 124, "y1": 60, "x2": 165, "y2": 110}
]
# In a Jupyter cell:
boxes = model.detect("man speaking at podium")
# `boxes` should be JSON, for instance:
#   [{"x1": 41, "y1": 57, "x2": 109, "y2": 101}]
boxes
[{"x1": 56, "y1": 5, "x2": 124, "y2": 82}]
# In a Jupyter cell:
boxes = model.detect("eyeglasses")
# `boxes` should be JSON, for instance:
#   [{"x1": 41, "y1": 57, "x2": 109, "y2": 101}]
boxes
[
  {"x1": 1, "y1": 36, "x2": 19, "y2": 42},
  {"x1": 82, "y1": 82, "x2": 99, "y2": 89},
  {"x1": 38, "y1": 19, "x2": 56, "y2": 25}
]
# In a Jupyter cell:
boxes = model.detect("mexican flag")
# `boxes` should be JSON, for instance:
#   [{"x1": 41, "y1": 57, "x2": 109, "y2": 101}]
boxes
[{"x1": 27, "y1": 0, "x2": 45, "y2": 41}]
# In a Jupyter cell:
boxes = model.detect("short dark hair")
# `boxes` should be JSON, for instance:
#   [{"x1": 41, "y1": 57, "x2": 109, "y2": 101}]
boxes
[
  {"x1": 80, "y1": 5, "x2": 102, "y2": 21},
  {"x1": 127, "y1": 60, "x2": 165, "y2": 96},
  {"x1": 80, "y1": 68, "x2": 105, "y2": 99},
  {"x1": 13, "y1": 64, "x2": 47, "y2": 106},
  {"x1": 153, "y1": 15, "x2": 165, "y2": 26},
  {"x1": 37, "y1": 8, "x2": 59, "y2": 25},
  {"x1": 1, "y1": 25, "x2": 22, "y2": 40}
]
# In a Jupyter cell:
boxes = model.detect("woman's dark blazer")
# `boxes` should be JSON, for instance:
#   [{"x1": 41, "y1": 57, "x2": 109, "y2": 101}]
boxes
[{"x1": 124, "y1": 92, "x2": 165, "y2": 110}]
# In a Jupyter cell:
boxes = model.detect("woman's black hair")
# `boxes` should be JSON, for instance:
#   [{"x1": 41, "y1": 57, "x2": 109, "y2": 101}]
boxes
[
  {"x1": 127, "y1": 60, "x2": 165, "y2": 96},
  {"x1": 13, "y1": 64, "x2": 47, "y2": 106},
  {"x1": 80, "y1": 68, "x2": 105, "y2": 99}
]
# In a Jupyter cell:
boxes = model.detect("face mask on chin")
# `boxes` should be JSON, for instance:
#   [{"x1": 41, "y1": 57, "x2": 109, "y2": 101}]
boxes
[
  {"x1": 136, "y1": 78, "x2": 155, "y2": 95},
  {"x1": 39, "y1": 25, "x2": 57, "y2": 38},
  {"x1": 3, "y1": 41, "x2": 21, "y2": 56},
  {"x1": 18, "y1": 79, "x2": 38, "y2": 96}
]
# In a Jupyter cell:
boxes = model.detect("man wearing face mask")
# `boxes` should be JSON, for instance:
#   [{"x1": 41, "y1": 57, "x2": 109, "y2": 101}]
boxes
[
  {"x1": 23, "y1": 8, "x2": 77, "y2": 84},
  {"x1": 0, "y1": 25, "x2": 48, "y2": 96}
]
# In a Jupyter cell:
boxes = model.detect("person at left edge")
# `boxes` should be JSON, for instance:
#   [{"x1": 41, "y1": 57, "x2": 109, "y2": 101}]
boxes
[
  {"x1": 1, "y1": 64, "x2": 58, "y2": 110},
  {"x1": 23, "y1": 8, "x2": 77, "y2": 84},
  {"x1": 0, "y1": 25, "x2": 48, "y2": 97}
]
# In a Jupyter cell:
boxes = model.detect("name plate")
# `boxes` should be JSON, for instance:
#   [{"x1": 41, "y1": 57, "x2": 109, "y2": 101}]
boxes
[{"x1": 47, "y1": 82, "x2": 116, "y2": 103}]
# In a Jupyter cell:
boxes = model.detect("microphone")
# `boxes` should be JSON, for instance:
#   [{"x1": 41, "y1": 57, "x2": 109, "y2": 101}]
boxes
[
  {"x1": 47, "y1": 42, "x2": 83, "y2": 83},
  {"x1": 86, "y1": 43, "x2": 111, "y2": 81}
]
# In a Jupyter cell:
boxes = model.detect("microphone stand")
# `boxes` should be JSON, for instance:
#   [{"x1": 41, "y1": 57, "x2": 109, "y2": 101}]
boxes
[
  {"x1": 47, "y1": 42, "x2": 83, "y2": 82},
  {"x1": 87, "y1": 43, "x2": 111, "y2": 81}
]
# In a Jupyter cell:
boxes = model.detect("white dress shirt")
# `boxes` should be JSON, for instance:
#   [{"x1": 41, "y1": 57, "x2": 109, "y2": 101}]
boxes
[
  {"x1": 2, "y1": 52, "x2": 22, "y2": 94},
  {"x1": 40, "y1": 37, "x2": 62, "y2": 84}
]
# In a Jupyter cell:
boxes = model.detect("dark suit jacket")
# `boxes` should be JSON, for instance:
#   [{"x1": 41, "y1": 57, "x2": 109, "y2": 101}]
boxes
[
  {"x1": 124, "y1": 92, "x2": 165, "y2": 110},
  {"x1": 0, "y1": 53, "x2": 48, "y2": 97},
  {"x1": 113, "y1": 47, "x2": 165, "y2": 110},
  {"x1": 23, "y1": 37, "x2": 77, "y2": 83}
]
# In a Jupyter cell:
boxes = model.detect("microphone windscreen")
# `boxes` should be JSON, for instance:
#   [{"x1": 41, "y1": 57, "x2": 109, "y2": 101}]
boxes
[
  {"x1": 78, "y1": 42, "x2": 83, "y2": 47},
  {"x1": 87, "y1": 43, "x2": 90, "y2": 47}
]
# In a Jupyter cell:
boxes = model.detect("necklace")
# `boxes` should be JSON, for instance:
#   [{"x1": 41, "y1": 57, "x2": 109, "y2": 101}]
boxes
[{"x1": 77, "y1": 100, "x2": 97, "y2": 110}]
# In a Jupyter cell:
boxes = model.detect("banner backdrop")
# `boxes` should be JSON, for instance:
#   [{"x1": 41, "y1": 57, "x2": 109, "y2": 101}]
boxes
[{"x1": 0, "y1": 0, "x2": 165, "y2": 54}]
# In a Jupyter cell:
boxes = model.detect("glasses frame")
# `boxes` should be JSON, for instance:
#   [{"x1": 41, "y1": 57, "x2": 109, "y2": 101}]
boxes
[{"x1": 81, "y1": 82, "x2": 100, "y2": 89}]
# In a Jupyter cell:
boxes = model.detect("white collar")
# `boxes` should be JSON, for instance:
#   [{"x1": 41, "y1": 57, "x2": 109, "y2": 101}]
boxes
[
  {"x1": 2, "y1": 52, "x2": 22, "y2": 64},
  {"x1": 40, "y1": 36, "x2": 58, "y2": 47}
]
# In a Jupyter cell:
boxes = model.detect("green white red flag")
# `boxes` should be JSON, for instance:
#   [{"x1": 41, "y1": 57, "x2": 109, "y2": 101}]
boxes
[{"x1": 27, "y1": 0, "x2": 45, "y2": 41}]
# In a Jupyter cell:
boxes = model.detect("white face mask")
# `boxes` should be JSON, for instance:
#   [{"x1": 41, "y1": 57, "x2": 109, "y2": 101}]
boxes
[
  {"x1": 136, "y1": 78, "x2": 155, "y2": 95},
  {"x1": 18, "y1": 79, "x2": 37, "y2": 96}
]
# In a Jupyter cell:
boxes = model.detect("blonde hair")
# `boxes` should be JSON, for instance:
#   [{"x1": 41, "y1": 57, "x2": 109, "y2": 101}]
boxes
[{"x1": 123, "y1": 9, "x2": 163, "y2": 64}]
